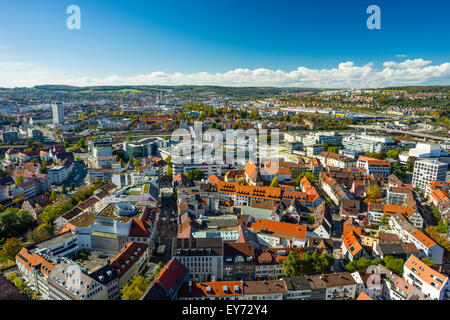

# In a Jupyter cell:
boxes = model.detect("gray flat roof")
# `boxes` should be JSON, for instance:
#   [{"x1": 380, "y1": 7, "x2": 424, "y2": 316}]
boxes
[{"x1": 32, "y1": 232, "x2": 76, "y2": 252}]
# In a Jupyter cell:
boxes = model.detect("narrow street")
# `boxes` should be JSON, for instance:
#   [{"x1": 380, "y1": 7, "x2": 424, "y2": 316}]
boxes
[{"x1": 153, "y1": 195, "x2": 178, "y2": 264}]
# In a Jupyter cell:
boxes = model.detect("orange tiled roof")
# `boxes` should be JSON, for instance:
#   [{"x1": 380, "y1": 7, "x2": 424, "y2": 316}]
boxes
[
  {"x1": 358, "y1": 156, "x2": 391, "y2": 167},
  {"x1": 216, "y1": 181, "x2": 282, "y2": 201},
  {"x1": 245, "y1": 160, "x2": 259, "y2": 181},
  {"x1": 16, "y1": 248, "x2": 54, "y2": 277},
  {"x1": 410, "y1": 229, "x2": 436, "y2": 249},
  {"x1": 430, "y1": 188, "x2": 450, "y2": 203},
  {"x1": 357, "y1": 292, "x2": 373, "y2": 300},
  {"x1": 208, "y1": 174, "x2": 222, "y2": 185},
  {"x1": 343, "y1": 231, "x2": 363, "y2": 256},
  {"x1": 427, "y1": 181, "x2": 450, "y2": 190},
  {"x1": 343, "y1": 219, "x2": 362, "y2": 238},
  {"x1": 405, "y1": 255, "x2": 447, "y2": 290},
  {"x1": 384, "y1": 204, "x2": 416, "y2": 218},
  {"x1": 249, "y1": 219, "x2": 306, "y2": 240}
]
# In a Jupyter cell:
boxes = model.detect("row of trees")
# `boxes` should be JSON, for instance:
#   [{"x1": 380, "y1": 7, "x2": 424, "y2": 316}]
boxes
[
  {"x1": 425, "y1": 225, "x2": 450, "y2": 259},
  {"x1": 28, "y1": 183, "x2": 104, "y2": 243},
  {"x1": 283, "y1": 250, "x2": 335, "y2": 276},
  {"x1": 121, "y1": 275, "x2": 151, "y2": 300},
  {"x1": 431, "y1": 206, "x2": 448, "y2": 233},
  {"x1": 321, "y1": 143, "x2": 340, "y2": 154},
  {"x1": 345, "y1": 255, "x2": 405, "y2": 276},
  {"x1": 7, "y1": 272, "x2": 36, "y2": 299},
  {"x1": 185, "y1": 169, "x2": 204, "y2": 181},
  {"x1": 292, "y1": 171, "x2": 318, "y2": 187}
]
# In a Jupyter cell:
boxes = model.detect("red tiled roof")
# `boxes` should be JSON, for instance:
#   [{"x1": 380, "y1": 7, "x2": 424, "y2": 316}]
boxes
[{"x1": 156, "y1": 258, "x2": 189, "y2": 296}]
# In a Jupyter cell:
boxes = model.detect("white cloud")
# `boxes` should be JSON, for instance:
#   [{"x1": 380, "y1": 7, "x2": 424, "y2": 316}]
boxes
[
  {"x1": 0, "y1": 58, "x2": 449, "y2": 88},
  {"x1": 396, "y1": 54, "x2": 407, "y2": 58},
  {"x1": 382, "y1": 59, "x2": 432, "y2": 69}
]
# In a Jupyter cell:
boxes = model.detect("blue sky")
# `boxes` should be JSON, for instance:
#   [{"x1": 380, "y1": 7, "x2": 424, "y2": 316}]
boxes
[{"x1": 0, "y1": 0, "x2": 449, "y2": 87}]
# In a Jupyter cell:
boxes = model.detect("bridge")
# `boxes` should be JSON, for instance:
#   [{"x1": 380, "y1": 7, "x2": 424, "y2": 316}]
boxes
[{"x1": 348, "y1": 124, "x2": 447, "y2": 142}]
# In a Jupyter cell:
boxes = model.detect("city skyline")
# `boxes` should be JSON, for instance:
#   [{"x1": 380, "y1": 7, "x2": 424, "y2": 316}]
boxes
[{"x1": 0, "y1": 0, "x2": 449, "y2": 88}]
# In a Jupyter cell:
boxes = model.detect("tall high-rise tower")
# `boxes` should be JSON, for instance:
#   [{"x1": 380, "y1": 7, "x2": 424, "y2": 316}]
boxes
[{"x1": 52, "y1": 103, "x2": 65, "y2": 125}]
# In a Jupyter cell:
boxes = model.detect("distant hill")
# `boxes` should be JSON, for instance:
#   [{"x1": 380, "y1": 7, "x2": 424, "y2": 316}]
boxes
[
  {"x1": 31, "y1": 85, "x2": 322, "y2": 98},
  {"x1": 382, "y1": 85, "x2": 450, "y2": 94}
]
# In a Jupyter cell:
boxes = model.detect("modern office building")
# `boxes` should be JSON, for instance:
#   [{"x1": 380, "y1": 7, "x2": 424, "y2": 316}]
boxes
[
  {"x1": 399, "y1": 143, "x2": 448, "y2": 163},
  {"x1": 123, "y1": 137, "x2": 166, "y2": 159},
  {"x1": 47, "y1": 165, "x2": 69, "y2": 185},
  {"x1": 306, "y1": 144, "x2": 325, "y2": 157},
  {"x1": 88, "y1": 136, "x2": 113, "y2": 153},
  {"x1": 412, "y1": 159, "x2": 448, "y2": 191},
  {"x1": 301, "y1": 131, "x2": 343, "y2": 147},
  {"x1": 342, "y1": 133, "x2": 398, "y2": 153},
  {"x1": 172, "y1": 162, "x2": 223, "y2": 177},
  {"x1": 1, "y1": 131, "x2": 20, "y2": 143}
]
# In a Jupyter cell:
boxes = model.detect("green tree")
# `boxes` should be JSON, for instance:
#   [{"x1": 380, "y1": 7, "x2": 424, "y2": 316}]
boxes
[
  {"x1": 166, "y1": 165, "x2": 173, "y2": 178},
  {"x1": 49, "y1": 190, "x2": 58, "y2": 202},
  {"x1": 133, "y1": 159, "x2": 141, "y2": 170},
  {"x1": 7, "y1": 272, "x2": 17, "y2": 282},
  {"x1": 125, "y1": 135, "x2": 132, "y2": 142},
  {"x1": 270, "y1": 177, "x2": 279, "y2": 187},
  {"x1": 327, "y1": 146, "x2": 340, "y2": 154},
  {"x1": 28, "y1": 223, "x2": 53, "y2": 242},
  {"x1": 345, "y1": 257, "x2": 382, "y2": 272},
  {"x1": 283, "y1": 250, "x2": 302, "y2": 277},
  {"x1": 121, "y1": 275, "x2": 151, "y2": 300},
  {"x1": 421, "y1": 257, "x2": 435, "y2": 267},
  {"x1": 61, "y1": 185, "x2": 68, "y2": 195},
  {"x1": 185, "y1": 169, "x2": 204, "y2": 181},
  {"x1": 316, "y1": 253, "x2": 335, "y2": 274},
  {"x1": 406, "y1": 156, "x2": 417, "y2": 172},
  {"x1": 299, "y1": 251, "x2": 315, "y2": 275},
  {"x1": 13, "y1": 276, "x2": 27, "y2": 292},
  {"x1": 0, "y1": 237, "x2": 23, "y2": 260},
  {"x1": 379, "y1": 215, "x2": 389, "y2": 226},
  {"x1": 0, "y1": 208, "x2": 35, "y2": 239},
  {"x1": 296, "y1": 171, "x2": 318, "y2": 186},
  {"x1": 40, "y1": 161, "x2": 48, "y2": 173},
  {"x1": 15, "y1": 175, "x2": 24, "y2": 186},
  {"x1": 438, "y1": 219, "x2": 448, "y2": 233},
  {"x1": 386, "y1": 148, "x2": 400, "y2": 160},
  {"x1": 151, "y1": 262, "x2": 165, "y2": 280},
  {"x1": 392, "y1": 162, "x2": 407, "y2": 181},
  {"x1": 384, "y1": 256, "x2": 404, "y2": 276},
  {"x1": 365, "y1": 184, "x2": 382, "y2": 204}
]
